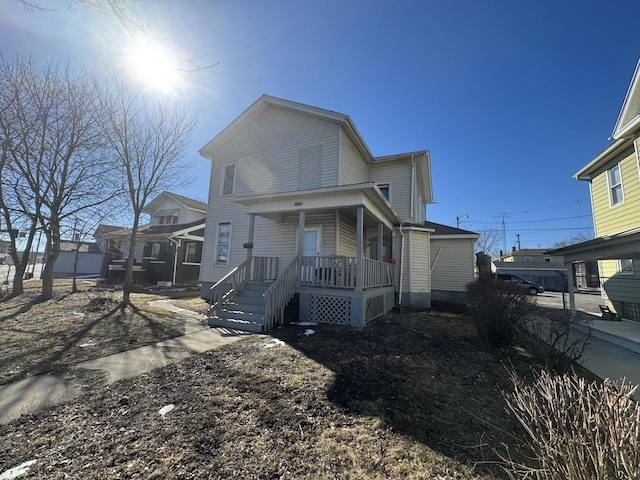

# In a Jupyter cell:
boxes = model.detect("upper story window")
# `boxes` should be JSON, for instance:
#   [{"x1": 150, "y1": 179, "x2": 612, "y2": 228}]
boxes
[
  {"x1": 524, "y1": 256, "x2": 532, "y2": 263},
  {"x1": 158, "y1": 215, "x2": 178, "y2": 225},
  {"x1": 377, "y1": 183, "x2": 390, "y2": 201},
  {"x1": 544, "y1": 257, "x2": 551, "y2": 263},
  {"x1": 608, "y1": 164, "x2": 624, "y2": 206},
  {"x1": 617, "y1": 259, "x2": 634, "y2": 275},
  {"x1": 222, "y1": 164, "x2": 236, "y2": 195}
]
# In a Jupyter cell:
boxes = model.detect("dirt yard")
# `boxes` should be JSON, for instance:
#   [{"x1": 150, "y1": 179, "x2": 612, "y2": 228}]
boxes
[
  {"x1": 0, "y1": 280, "x2": 192, "y2": 385},
  {"x1": 0, "y1": 284, "x2": 563, "y2": 479}
]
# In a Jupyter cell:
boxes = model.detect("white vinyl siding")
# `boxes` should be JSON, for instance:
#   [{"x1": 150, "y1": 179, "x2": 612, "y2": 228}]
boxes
[
  {"x1": 369, "y1": 159, "x2": 414, "y2": 222},
  {"x1": 221, "y1": 105, "x2": 339, "y2": 197},
  {"x1": 392, "y1": 229, "x2": 431, "y2": 294},
  {"x1": 430, "y1": 238, "x2": 476, "y2": 292},
  {"x1": 200, "y1": 105, "x2": 341, "y2": 284},
  {"x1": 337, "y1": 214, "x2": 358, "y2": 257},
  {"x1": 339, "y1": 129, "x2": 369, "y2": 185},
  {"x1": 407, "y1": 230, "x2": 430, "y2": 293},
  {"x1": 299, "y1": 145, "x2": 322, "y2": 190}
]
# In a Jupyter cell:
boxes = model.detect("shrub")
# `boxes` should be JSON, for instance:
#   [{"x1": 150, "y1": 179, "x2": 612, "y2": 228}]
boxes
[
  {"x1": 467, "y1": 278, "x2": 534, "y2": 348},
  {"x1": 502, "y1": 370, "x2": 640, "y2": 479}
]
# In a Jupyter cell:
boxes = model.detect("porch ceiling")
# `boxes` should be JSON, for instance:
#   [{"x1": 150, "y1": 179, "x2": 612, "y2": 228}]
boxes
[
  {"x1": 235, "y1": 183, "x2": 400, "y2": 230},
  {"x1": 545, "y1": 227, "x2": 640, "y2": 263}
]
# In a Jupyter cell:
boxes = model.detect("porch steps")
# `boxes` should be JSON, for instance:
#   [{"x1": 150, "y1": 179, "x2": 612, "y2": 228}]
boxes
[{"x1": 208, "y1": 282, "x2": 270, "y2": 333}]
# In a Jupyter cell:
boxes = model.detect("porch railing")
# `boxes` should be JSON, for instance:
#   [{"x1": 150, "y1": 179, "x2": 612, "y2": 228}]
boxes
[
  {"x1": 300, "y1": 256, "x2": 393, "y2": 289},
  {"x1": 361, "y1": 258, "x2": 394, "y2": 288},
  {"x1": 208, "y1": 256, "x2": 279, "y2": 317},
  {"x1": 208, "y1": 258, "x2": 251, "y2": 317},
  {"x1": 263, "y1": 257, "x2": 300, "y2": 331},
  {"x1": 252, "y1": 256, "x2": 279, "y2": 282}
]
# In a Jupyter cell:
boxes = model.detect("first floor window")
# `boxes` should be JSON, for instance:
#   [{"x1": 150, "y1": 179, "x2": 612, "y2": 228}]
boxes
[
  {"x1": 184, "y1": 242, "x2": 199, "y2": 263},
  {"x1": 216, "y1": 223, "x2": 231, "y2": 264},
  {"x1": 617, "y1": 259, "x2": 634, "y2": 274},
  {"x1": 151, "y1": 243, "x2": 161, "y2": 259}
]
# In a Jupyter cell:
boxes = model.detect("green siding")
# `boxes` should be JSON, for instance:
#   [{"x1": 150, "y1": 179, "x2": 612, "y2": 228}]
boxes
[{"x1": 592, "y1": 150, "x2": 640, "y2": 237}]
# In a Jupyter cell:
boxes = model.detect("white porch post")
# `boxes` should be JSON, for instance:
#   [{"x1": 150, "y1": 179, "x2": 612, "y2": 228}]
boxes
[
  {"x1": 356, "y1": 206, "x2": 363, "y2": 292},
  {"x1": 297, "y1": 210, "x2": 305, "y2": 260},
  {"x1": 377, "y1": 223, "x2": 384, "y2": 261},
  {"x1": 565, "y1": 261, "x2": 576, "y2": 314},
  {"x1": 246, "y1": 213, "x2": 256, "y2": 260}
]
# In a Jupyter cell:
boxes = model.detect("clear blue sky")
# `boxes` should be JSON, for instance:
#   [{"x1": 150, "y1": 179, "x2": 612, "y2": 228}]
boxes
[{"x1": 2, "y1": 0, "x2": 640, "y2": 251}]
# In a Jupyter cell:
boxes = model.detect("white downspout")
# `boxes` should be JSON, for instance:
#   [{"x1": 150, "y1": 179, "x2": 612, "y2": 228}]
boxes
[
  {"x1": 398, "y1": 224, "x2": 405, "y2": 305},
  {"x1": 410, "y1": 155, "x2": 415, "y2": 220}
]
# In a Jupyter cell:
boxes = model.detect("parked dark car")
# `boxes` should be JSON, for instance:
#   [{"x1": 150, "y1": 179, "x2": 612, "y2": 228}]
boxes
[{"x1": 497, "y1": 273, "x2": 544, "y2": 295}]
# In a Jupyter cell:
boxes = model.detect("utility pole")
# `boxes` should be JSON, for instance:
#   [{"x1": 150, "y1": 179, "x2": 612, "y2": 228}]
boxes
[
  {"x1": 456, "y1": 213, "x2": 468, "y2": 229},
  {"x1": 501, "y1": 212, "x2": 507, "y2": 255}
]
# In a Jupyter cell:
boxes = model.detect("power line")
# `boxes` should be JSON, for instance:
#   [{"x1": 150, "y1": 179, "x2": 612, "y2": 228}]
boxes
[{"x1": 465, "y1": 214, "x2": 592, "y2": 226}]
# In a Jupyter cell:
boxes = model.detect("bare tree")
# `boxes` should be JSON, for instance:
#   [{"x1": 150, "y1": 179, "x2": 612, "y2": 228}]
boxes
[
  {"x1": 552, "y1": 231, "x2": 594, "y2": 249},
  {"x1": 0, "y1": 55, "x2": 121, "y2": 300},
  {"x1": 474, "y1": 228, "x2": 502, "y2": 259},
  {"x1": 98, "y1": 71, "x2": 197, "y2": 305}
]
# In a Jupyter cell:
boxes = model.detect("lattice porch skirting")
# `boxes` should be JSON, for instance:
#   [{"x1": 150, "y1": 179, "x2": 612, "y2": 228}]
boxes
[{"x1": 299, "y1": 286, "x2": 395, "y2": 328}]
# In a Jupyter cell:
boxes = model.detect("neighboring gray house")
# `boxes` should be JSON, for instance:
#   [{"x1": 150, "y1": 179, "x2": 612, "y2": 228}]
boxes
[
  {"x1": 493, "y1": 261, "x2": 568, "y2": 292},
  {"x1": 52, "y1": 241, "x2": 103, "y2": 278},
  {"x1": 96, "y1": 192, "x2": 207, "y2": 285},
  {"x1": 199, "y1": 95, "x2": 478, "y2": 332}
]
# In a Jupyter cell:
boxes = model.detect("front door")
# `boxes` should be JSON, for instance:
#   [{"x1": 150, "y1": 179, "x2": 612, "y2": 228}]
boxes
[{"x1": 301, "y1": 227, "x2": 321, "y2": 283}]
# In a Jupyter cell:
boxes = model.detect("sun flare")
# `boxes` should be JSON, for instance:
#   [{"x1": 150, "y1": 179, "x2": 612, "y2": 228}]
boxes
[{"x1": 124, "y1": 37, "x2": 182, "y2": 92}]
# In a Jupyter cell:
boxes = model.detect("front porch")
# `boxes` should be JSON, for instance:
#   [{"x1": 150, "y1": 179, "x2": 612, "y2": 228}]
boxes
[{"x1": 207, "y1": 254, "x2": 395, "y2": 332}]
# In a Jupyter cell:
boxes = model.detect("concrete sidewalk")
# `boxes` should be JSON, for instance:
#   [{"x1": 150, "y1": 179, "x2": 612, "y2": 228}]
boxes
[
  {"x1": 0, "y1": 301, "x2": 251, "y2": 425},
  {"x1": 573, "y1": 318, "x2": 640, "y2": 397}
]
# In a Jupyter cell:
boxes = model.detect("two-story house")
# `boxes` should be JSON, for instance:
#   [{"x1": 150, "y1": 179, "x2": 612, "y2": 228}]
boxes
[
  {"x1": 199, "y1": 95, "x2": 478, "y2": 331},
  {"x1": 96, "y1": 191, "x2": 207, "y2": 286},
  {"x1": 548, "y1": 59, "x2": 640, "y2": 320}
]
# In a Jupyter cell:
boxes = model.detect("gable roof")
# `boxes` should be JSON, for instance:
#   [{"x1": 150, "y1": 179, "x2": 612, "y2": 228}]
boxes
[
  {"x1": 142, "y1": 192, "x2": 207, "y2": 215},
  {"x1": 423, "y1": 221, "x2": 478, "y2": 238},
  {"x1": 199, "y1": 95, "x2": 433, "y2": 202},
  {"x1": 612, "y1": 58, "x2": 640, "y2": 140}
]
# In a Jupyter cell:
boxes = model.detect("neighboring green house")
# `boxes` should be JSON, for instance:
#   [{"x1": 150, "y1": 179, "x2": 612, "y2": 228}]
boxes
[{"x1": 548, "y1": 58, "x2": 640, "y2": 320}]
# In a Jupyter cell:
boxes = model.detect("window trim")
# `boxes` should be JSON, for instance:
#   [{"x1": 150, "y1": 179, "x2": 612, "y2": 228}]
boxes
[
  {"x1": 221, "y1": 164, "x2": 237, "y2": 195},
  {"x1": 617, "y1": 259, "x2": 634, "y2": 275},
  {"x1": 215, "y1": 222, "x2": 232, "y2": 265},
  {"x1": 608, "y1": 163, "x2": 624, "y2": 207}
]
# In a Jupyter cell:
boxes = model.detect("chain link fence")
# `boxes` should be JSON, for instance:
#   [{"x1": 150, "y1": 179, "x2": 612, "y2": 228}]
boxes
[{"x1": 536, "y1": 276, "x2": 640, "y2": 322}]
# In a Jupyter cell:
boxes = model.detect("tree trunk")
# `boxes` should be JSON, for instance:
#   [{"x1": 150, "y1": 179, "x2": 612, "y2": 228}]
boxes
[
  {"x1": 122, "y1": 214, "x2": 140, "y2": 305},
  {"x1": 41, "y1": 224, "x2": 61, "y2": 300}
]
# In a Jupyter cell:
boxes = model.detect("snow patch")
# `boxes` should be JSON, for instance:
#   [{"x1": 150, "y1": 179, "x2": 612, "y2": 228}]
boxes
[
  {"x1": 0, "y1": 460, "x2": 37, "y2": 480},
  {"x1": 514, "y1": 346, "x2": 533, "y2": 358},
  {"x1": 79, "y1": 342, "x2": 97, "y2": 348},
  {"x1": 301, "y1": 329, "x2": 315, "y2": 336},
  {"x1": 158, "y1": 404, "x2": 175, "y2": 417},
  {"x1": 290, "y1": 321, "x2": 318, "y2": 326},
  {"x1": 264, "y1": 339, "x2": 285, "y2": 348}
]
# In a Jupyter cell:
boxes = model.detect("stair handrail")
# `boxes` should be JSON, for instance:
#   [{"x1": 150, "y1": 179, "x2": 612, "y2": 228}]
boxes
[
  {"x1": 208, "y1": 258, "x2": 251, "y2": 317},
  {"x1": 263, "y1": 256, "x2": 300, "y2": 331}
]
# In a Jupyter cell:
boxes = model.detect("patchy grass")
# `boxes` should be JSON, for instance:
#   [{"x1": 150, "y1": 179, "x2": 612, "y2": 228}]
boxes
[
  {"x1": 0, "y1": 305, "x2": 550, "y2": 479},
  {"x1": 0, "y1": 280, "x2": 187, "y2": 385}
]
